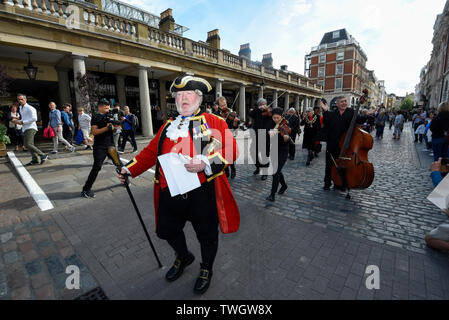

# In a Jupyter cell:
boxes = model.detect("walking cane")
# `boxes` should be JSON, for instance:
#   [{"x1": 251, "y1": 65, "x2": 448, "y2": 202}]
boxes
[{"x1": 108, "y1": 146, "x2": 163, "y2": 269}]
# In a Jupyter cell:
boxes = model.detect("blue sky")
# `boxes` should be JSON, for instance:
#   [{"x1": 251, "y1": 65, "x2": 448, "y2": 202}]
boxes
[{"x1": 123, "y1": 0, "x2": 445, "y2": 96}]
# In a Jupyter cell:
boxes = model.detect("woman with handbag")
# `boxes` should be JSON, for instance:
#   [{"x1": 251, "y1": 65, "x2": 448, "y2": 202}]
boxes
[
  {"x1": 7, "y1": 103, "x2": 24, "y2": 151},
  {"x1": 48, "y1": 102, "x2": 75, "y2": 154}
]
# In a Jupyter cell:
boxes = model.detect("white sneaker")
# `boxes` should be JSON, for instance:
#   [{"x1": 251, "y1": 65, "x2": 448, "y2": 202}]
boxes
[{"x1": 71, "y1": 146, "x2": 76, "y2": 152}]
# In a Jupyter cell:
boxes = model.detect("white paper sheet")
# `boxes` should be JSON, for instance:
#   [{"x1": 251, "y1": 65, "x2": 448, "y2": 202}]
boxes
[
  {"x1": 158, "y1": 153, "x2": 201, "y2": 197},
  {"x1": 427, "y1": 173, "x2": 449, "y2": 211}
]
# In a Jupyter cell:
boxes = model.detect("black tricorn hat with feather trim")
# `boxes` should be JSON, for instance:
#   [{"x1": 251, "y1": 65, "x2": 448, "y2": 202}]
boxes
[{"x1": 169, "y1": 75, "x2": 212, "y2": 95}]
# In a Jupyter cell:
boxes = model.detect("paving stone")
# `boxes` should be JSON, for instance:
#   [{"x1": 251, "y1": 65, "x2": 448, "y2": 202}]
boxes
[
  {"x1": 25, "y1": 260, "x2": 43, "y2": 276},
  {"x1": 30, "y1": 272, "x2": 51, "y2": 289},
  {"x1": 4, "y1": 251, "x2": 20, "y2": 265},
  {"x1": 10, "y1": 286, "x2": 31, "y2": 300},
  {"x1": 0, "y1": 232, "x2": 13, "y2": 244},
  {"x1": 44, "y1": 256, "x2": 64, "y2": 277},
  {"x1": 34, "y1": 284, "x2": 56, "y2": 300}
]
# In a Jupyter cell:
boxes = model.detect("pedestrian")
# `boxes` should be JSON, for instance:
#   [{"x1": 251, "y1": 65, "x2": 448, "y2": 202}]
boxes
[
  {"x1": 301, "y1": 108, "x2": 321, "y2": 166},
  {"x1": 118, "y1": 106, "x2": 138, "y2": 154},
  {"x1": 415, "y1": 121, "x2": 426, "y2": 144},
  {"x1": 81, "y1": 99, "x2": 116, "y2": 198},
  {"x1": 112, "y1": 103, "x2": 124, "y2": 148},
  {"x1": 266, "y1": 107, "x2": 290, "y2": 202},
  {"x1": 375, "y1": 110, "x2": 387, "y2": 139},
  {"x1": 393, "y1": 111, "x2": 404, "y2": 140},
  {"x1": 249, "y1": 98, "x2": 274, "y2": 180},
  {"x1": 425, "y1": 158, "x2": 449, "y2": 251},
  {"x1": 117, "y1": 75, "x2": 240, "y2": 294},
  {"x1": 13, "y1": 94, "x2": 47, "y2": 166},
  {"x1": 313, "y1": 105, "x2": 323, "y2": 157},
  {"x1": 320, "y1": 96, "x2": 363, "y2": 190},
  {"x1": 412, "y1": 108, "x2": 426, "y2": 142},
  {"x1": 61, "y1": 104, "x2": 74, "y2": 145},
  {"x1": 7, "y1": 103, "x2": 24, "y2": 151},
  {"x1": 430, "y1": 102, "x2": 449, "y2": 161},
  {"x1": 77, "y1": 107, "x2": 93, "y2": 150},
  {"x1": 285, "y1": 108, "x2": 300, "y2": 160},
  {"x1": 48, "y1": 102, "x2": 75, "y2": 154},
  {"x1": 217, "y1": 96, "x2": 239, "y2": 179}
]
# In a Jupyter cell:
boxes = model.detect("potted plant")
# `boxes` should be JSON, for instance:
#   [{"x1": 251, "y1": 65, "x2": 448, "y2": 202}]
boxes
[{"x1": 0, "y1": 124, "x2": 11, "y2": 157}]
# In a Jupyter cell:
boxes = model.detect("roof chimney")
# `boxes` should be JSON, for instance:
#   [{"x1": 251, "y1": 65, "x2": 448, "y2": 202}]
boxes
[
  {"x1": 280, "y1": 65, "x2": 288, "y2": 71},
  {"x1": 238, "y1": 43, "x2": 251, "y2": 61},
  {"x1": 159, "y1": 8, "x2": 175, "y2": 32},
  {"x1": 206, "y1": 29, "x2": 220, "y2": 49},
  {"x1": 262, "y1": 53, "x2": 273, "y2": 68}
]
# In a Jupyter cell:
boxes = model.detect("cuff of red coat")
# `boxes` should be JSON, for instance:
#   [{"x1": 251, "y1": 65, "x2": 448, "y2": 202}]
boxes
[{"x1": 205, "y1": 153, "x2": 228, "y2": 178}]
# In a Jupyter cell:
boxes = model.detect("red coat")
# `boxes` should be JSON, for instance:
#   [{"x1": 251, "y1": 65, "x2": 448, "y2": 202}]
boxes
[{"x1": 126, "y1": 111, "x2": 240, "y2": 234}]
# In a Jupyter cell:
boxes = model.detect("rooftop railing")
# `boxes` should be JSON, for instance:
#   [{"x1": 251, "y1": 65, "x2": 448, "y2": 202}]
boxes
[{"x1": 0, "y1": 0, "x2": 322, "y2": 93}]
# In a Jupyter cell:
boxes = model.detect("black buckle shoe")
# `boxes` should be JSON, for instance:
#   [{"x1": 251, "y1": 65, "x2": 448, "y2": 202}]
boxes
[
  {"x1": 165, "y1": 252, "x2": 195, "y2": 282},
  {"x1": 261, "y1": 175, "x2": 267, "y2": 181},
  {"x1": 194, "y1": 267, "x2": 213, "y2": 294},
  {"x1": 266, "y1": 194, "x2": 275, "y2": 202},
  {"x1": 278, "y1": 186, "x2": 288, "y2": 195},
  {"x1": 231, "y1": 170, "x2": 236, "y2": 179},
  {"x1": 253, "y1": 169, "x2": 260, "y2": 175},
  {"x1": 323, "y1": 184, "x2": 331, "y2": 191}
]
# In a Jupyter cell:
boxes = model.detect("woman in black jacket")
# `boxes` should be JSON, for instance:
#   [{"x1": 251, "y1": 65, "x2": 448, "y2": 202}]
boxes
[
  {"x1": 430, "y1": 102, "x2": 449, "y2": 161},
  {"x1": 301, "y1": 108, "x2": 322, "y2": 166},
  {"x1": 266, "y1": 108, "x2": 291, "y2": 202}
]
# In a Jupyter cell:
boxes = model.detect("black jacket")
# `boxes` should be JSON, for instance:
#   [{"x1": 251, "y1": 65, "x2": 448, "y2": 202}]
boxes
[
  {"x1": 321, "y1": 108, "x2": 363, "y2": 151},
  {"x1": 430, "y1": 111, "x2": 449, "y2": 139},
  {"x1": 249, "y1": 107, "x2": 274, "y2": 130},
  {"x1": 285, "y1": 114, "x2": 300, "y2": 137}
]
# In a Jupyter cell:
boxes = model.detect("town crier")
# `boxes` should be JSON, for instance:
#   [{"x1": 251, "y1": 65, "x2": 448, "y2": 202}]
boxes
[{"x1": 118, "y1": 75, "x2": 240, "y2": 294}]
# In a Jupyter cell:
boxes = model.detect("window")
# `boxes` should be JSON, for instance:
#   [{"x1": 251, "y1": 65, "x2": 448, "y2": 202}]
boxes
[
  {"x1": 318, "y1": 80, "x2": 324, "y2": 88},
  {"x1": 336, "y1": 64, "x2": 343, "y2": 75},
  {"x1": 319, "y1": 54, "x2": 326, "y2": 64},
  {"x1": 332, "y1": 31, "x2": 340, "y2": 39},
  {"x1": 335, "y1": 78, "x2": 342, "y2": 90},
  {"x1": 337, "y1": 52, "x2": 344, "y2": 60},
  {"x1": 318, "y1": 67, "x2": 325, "y2": 77}
]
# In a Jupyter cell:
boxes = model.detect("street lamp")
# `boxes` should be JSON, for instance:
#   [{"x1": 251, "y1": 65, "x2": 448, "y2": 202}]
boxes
[{"x1": 24, "y1": 52, "x2": 38, "y2": 80}]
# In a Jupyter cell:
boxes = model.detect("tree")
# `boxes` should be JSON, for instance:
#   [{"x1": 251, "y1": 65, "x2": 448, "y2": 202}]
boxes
[
  {"x1": 76, "y1": 71, "x2": 106, "y2": 115},
  {"x1": 400, "y1": 97, "x2": 414, "y2": 112}
]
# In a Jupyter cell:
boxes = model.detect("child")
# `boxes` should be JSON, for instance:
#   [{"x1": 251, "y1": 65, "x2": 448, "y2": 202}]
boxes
[{"x1": 415, "y1": 121, "x2": 426, "y2": 143}]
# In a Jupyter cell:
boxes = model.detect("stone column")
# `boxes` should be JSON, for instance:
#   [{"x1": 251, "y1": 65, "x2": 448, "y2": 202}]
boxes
[
  {"x1": 273, "y1": 89, "x2": 278, "y2": 108},
  {"x1": 115, "y1": 74, "x2": 127, "y2": 107},
  {"x1": 159, "y1": 79, "x2": 167, "y2": 118},
  {"x1": 216, "y1": 79, "x2": 223, "y2": 99},
  {"x1": 295, "y1": 94, "x2": 300, "y2": 112},
  {"x1": 284, "y1": 92, "x2": 290, "y2": 112},
  {"x1": 239, "y1": 84, "x2": 246, "y2": 121},
  {"x1": 56, "y1": 67, "x2": 71, "y2": 108},
  {"x1": 138, "y1": 66, "x2": 153, "y2": 137},
  {"x1": 258, "y1": 86, "x2": 264, "y2": 99},
  {"x1": 72, "y1": 54, "x2": 90, "y2": 112}
]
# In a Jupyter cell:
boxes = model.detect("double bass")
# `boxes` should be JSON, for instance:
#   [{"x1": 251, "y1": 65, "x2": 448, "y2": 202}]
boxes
[{"x1": 330, "y1": 89, "x2": 374, "y2": 199}]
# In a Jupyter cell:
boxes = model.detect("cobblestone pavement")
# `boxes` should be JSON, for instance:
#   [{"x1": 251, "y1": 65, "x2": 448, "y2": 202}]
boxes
[
  {"x1": 1, "y1": 124, "x2": 449, "y2": 300},
  {"x1": 0, "y1": 162, "x2": 98, "y2": 300}
]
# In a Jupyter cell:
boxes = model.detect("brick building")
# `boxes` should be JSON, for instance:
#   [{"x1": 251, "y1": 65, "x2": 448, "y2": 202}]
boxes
[{"x1": 305, "y1": 29, "x2": 372, "y2": 108}]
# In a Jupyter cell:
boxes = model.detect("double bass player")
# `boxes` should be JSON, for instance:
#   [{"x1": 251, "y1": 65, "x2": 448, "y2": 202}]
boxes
[{"x1": 320, "y1": 96, "x2": 364, "y2": 191}]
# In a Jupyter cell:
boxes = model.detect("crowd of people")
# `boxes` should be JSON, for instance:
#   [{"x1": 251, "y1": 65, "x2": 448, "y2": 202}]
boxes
[{"x1": 3, "y1": 79, "x2": 449, "y2": 296}]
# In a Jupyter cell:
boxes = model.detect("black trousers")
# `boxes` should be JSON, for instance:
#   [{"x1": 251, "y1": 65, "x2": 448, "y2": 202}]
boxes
[
  {"x1": 324, "y1": 147, "x2": 339, "y2": 187},
  {"x1": 224, "y1": 164, "x2": 236, "y2": 176},
  {"x1": 254, "y1": 130, "x2": 270, "y2": 169},
  {"x1": 157, "y1": 181, "x2": 219, "y2": 269},
  {"x1": 120, "y1": 129, "x2": 137, "y2": 151},
  {"x1": 271, "y1": 149, "x2": 288, "y2": 194},
  {"x1": 414, "y1": 123, "x2": 421, "y2": 142},
  {"x1": 83, "y1": 146, "x2": 112, "y2": 192},
  {"x1": 63, "y1": 123, "x2": 73, "y2": 144},
  {"x1": 288, "y1": 134, "x2": 297, "y2": 159}
]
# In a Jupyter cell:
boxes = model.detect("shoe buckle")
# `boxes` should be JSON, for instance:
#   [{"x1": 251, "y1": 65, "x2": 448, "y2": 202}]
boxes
[{"x1": 199, "y1": 269, "x2": 209, "y2": 280}]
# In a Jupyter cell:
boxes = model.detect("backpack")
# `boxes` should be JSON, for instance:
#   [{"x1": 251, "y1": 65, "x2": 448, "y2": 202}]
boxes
[{"x1": 132, "y1": 114, "x2": 139, "y2": 129}]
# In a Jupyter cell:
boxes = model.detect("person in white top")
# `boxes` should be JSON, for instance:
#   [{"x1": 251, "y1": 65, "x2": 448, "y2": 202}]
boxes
[
  {"x1": 77, "y1": 107, "x2": 93, "y2": 150},
  {"x1": 13, "y1": 94, "x2": 47, "y2": 166}
]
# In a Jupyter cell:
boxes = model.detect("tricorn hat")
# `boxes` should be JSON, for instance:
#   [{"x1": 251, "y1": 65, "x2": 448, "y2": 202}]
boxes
[{"x1": 170, "y1": 75, "x2": 212, "y2": 95}]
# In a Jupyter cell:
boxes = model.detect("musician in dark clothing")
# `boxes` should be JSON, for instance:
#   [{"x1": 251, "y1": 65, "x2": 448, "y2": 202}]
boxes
[
  {"x1": 285, "y1": 108, "x2": 300, "y2": 160},
  {"x1": 301, "y1": 108, "x2": 321, "y2": 166},
  {"x1": 321, "y1": 96, "x2": 363, "y2": 190},
  {"x1": 266, "y1": 108, "x2": 291, "y2": 202},
  {"x1": 249, "y1": 98, "x2": 274, "y2": 180},
  {"x1": 217, "y1": 96, "x2": 239, "y2": 179}
]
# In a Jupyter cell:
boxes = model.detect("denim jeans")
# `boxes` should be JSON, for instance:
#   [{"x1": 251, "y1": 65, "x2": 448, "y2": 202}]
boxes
[{"x1": 432, "y1": 137, "x2": 449, "y2": 161}]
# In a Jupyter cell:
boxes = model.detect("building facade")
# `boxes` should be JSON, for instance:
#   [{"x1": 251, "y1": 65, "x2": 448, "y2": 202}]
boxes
[
  {"x1": 417, "y1": 1, "x2": 449, "y2": 110},
  {"x1": 0, "y1": 0, "x2": 322, "y2": 137}
]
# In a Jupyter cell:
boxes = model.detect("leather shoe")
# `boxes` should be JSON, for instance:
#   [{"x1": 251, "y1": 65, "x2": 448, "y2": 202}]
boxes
[
  {"x1": 165, "y1": 252, "x2": 195, "y2": 282},
  {"x1": 323, "y1": 185, "x2": 331, "y2": 191},
  {"x1": 231, "y1": 170, "x2": 236, "y2": 179},
  {"x1": 261, "y1": 175, "x2": 267, "y2": 181},
  {"x1": 194, "y1": 266, "x2": 213, "y2": 294},
  {"x1": 253, "y1": 168, "x2": 260, "y2": 175},
  {"x1": 278, "y1": 186, "x2": 288, "y2": 195},
  {"x1": 266, "y1": 194, "x2": 275, "y2": 202}
]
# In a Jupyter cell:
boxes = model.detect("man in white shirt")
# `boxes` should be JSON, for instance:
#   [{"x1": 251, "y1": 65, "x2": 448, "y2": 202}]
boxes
[{"x1": 13, "y1": 94, "x2": 47, "y2": 166}]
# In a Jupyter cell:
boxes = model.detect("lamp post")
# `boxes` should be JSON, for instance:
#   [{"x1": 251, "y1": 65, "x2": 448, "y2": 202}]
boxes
[{"x1": 24, "y1": 52, "x2": 38, "y2": 80}]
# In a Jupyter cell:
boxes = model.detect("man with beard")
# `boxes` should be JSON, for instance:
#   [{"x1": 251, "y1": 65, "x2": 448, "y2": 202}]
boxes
[{"x1": 118, "y1": 75, "x2": 240, "y2": 294}]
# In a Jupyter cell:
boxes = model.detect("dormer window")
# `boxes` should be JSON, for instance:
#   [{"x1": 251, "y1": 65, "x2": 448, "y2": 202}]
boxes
[{"x1": 332, "y1": 31, "x2": 340, "y2": 39}]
